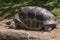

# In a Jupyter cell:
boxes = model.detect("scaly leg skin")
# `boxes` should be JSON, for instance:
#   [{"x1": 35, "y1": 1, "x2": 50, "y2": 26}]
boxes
[{"x1": 44, "y1": 25, "x2": 53, "y2": 32}]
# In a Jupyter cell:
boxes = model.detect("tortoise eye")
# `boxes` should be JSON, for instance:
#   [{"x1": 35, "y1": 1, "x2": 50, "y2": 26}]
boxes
[{"x1": 28, "y1": 11, "x2": 35, "y2": 19}]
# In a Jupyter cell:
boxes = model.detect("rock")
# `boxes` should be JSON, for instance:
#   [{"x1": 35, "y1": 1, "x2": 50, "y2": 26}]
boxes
[
  {"x1": 0, "y1": 28, "x2": 59, "y2": 40},
  {"x1": 0, "y1": 29, "x2": 41, "y2": 40}
]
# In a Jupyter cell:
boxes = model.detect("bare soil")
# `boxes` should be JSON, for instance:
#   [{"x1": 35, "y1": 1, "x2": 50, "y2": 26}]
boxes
[{"x1": 0, "y1": 19, "x2": 60, "y2": 40}]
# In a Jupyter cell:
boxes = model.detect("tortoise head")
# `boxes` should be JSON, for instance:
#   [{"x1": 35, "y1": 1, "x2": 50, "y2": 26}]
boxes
[
  {"x1": 6, "y1": 20, "x2": 16, "y2": 29},
  {"x1": 6, "y1": 20, "x2": 12, "y2": 25}
]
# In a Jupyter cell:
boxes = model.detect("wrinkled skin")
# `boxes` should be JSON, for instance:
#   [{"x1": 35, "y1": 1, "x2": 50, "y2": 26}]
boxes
[{"x1": 6, "y1": 6, "x2": 57, "y2": 31}]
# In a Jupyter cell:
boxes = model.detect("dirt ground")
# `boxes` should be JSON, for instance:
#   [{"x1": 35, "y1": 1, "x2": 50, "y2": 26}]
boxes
[{"x1": 0, "y1": 19, "x2": 60, "y2": 40}]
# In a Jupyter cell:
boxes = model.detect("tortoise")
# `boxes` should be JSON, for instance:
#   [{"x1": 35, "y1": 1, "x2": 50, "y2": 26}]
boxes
[{"x1": 6, "y1": 6, "x2": 57, "y2": 31}]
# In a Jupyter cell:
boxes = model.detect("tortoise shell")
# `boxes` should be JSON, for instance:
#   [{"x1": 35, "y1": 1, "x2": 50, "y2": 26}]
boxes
[{"x1": 13, "y1": 6, "x2": 57, "y2": 31}]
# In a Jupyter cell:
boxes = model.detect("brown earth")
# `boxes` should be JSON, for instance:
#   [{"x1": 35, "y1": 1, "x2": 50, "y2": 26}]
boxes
[{"x1": 0, "y1": 19, "x2": 60, "y2": 40}]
